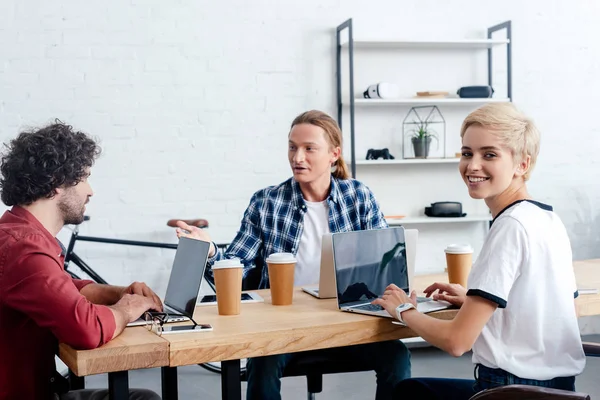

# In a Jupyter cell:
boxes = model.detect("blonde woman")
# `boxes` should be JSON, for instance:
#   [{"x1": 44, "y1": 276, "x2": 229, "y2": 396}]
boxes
[
  {"x1": 177, "y1": 110, "x2": 410, "y2": 400},
  {"x1": 374, "y1": 103, "x2": 585, "y2": 398}
]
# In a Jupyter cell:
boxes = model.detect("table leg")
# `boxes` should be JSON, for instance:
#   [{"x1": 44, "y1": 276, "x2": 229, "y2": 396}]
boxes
[
  {"x1": 221, "y1": 359, "x2": 241, "y2": 400},
  {"x1": 161, "y1": 366, "x2": 178, "y2": 400},
  {"x1": 108, "y1": 370, "x2": 129, "y2": 400},
  {"x1": 68, "y1": 369, "x2": 85, "y2": 390}
]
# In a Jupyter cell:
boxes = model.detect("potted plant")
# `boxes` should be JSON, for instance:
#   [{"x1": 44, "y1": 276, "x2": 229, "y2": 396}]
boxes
[
  {"x1": 402, "y1": 105, "x2": 445, "y2": 159},
  {"x1": 409, "y1": 118, "x2": 438, "y2": 158}
]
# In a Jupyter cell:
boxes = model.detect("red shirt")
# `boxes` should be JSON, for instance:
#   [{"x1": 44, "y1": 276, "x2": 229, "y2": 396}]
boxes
[{"x1": 0, "y1": 207, "x2": 116, "y2": 400}]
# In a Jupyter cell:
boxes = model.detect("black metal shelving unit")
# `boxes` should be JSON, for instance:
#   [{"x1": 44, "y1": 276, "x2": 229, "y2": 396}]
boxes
[{"x1": 335, "y1": 18, "x2": 513, "y2": 179}]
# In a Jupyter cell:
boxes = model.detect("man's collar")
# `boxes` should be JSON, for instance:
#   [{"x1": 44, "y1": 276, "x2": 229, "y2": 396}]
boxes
[
  {"x1": 10, "y1": 206, "x2": 62, "y2": 253},
  {"x1": 290, "y1": 176, "x2": 340, "y2": 206}
]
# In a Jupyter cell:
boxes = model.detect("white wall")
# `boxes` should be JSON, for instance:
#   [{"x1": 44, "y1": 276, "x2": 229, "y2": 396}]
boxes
[{"x1": 1, "y1": 0, "x2": 599, "y2": 299}]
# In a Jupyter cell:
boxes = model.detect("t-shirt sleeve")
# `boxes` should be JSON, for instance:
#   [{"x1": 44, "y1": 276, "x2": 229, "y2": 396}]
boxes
[
  {"x1": 560, "y1": 236, "x2": 578, "y2": 299},
  {"x1": 3, "y1": 235, "x2": 116, "y2": 349},
  {"x1": 571, "y1": 265, "x2": 579, "y2": 299},
  {"x1": 467, "y1": 216, "x2": 527, "y2": 309}
]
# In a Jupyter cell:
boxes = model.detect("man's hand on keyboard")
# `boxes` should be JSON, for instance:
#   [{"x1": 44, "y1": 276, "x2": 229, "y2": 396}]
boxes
[{"x1": 123, "y1": 281, "x2": 163, "y2": 312}]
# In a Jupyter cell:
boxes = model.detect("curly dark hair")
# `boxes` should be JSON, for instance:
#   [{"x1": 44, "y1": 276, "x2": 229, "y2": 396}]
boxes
[{"x1": 0, "y1": 121, "x2": 101, "y2": 206}]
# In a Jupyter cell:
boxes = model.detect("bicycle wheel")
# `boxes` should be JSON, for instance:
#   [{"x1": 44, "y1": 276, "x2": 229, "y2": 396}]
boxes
[{"x1": 198, "y1": 359, "x2": 247, "y2": 375}]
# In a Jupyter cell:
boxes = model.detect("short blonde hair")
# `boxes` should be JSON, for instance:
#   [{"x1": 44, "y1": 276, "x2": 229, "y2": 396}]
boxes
[
  {"x1": 460, "y1": 103, "x2": 540, "y2": 181},
  {"x1": 290, "y1": 110, "x2": 349, "y2": 180}
]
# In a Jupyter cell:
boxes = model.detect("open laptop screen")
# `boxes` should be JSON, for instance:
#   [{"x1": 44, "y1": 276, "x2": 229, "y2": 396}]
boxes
[
  {"x1": 332, "y1": 227, "x2": 409, "y2": 308},
  {"x1": 164, "y1": 237, "x2": 210, "y2": 317}
]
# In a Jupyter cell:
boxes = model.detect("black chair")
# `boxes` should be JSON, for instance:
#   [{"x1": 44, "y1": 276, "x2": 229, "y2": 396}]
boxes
[
  {"x1": 469, "y1": 385, "x2": 590, "y2": 400},
  {"x1": 241, "y1": 260, "x2": 373, "y2": 399},
  {"x1": 466, "y1": 342, "x2": 600, "y2": 400}
]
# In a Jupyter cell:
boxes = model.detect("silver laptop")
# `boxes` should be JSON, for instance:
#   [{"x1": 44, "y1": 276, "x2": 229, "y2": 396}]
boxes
[
  {"x1": 405, "y1": 228, "x2": 419, "y2": 294},
  {"x1": 301, "y1": 233, "x2": 336, "y2": 299},
  {"x1": 332, "y1": 227, "x2": 451, "y2": 318},
  {"x1": 128, "y1": 237, "x2": 210, "y2": 326}
]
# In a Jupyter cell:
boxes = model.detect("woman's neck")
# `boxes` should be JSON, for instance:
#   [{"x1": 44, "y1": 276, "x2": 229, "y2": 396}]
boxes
[{"x1": 485, "y1": 181, "x2": 531, "y2": 218}]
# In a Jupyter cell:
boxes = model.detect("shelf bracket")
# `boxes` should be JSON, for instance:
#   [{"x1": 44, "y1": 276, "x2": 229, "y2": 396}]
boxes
[
  {"x1": 487, "y1": 21, "x2": 512, "y2": 101},
  {"x1": 336, "y1": 18, "x2": 356, "y2": 178}
]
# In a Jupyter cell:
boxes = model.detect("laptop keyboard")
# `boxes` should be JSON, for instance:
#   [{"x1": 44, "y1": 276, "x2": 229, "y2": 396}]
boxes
[
  {"x1": 352, "y1": 303, "x2": 384, "y2": 312},
  {"x1": 351, "y1": 297, "x2": 431, "y2": 312}
]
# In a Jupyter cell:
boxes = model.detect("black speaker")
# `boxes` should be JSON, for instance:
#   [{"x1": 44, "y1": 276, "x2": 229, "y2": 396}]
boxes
[
  {"x1": 456, "y1": 85, "x2": 494, "y2": 98},
  {"x1": 424, "y1": 202, "x2": 466, "y2": 218}
]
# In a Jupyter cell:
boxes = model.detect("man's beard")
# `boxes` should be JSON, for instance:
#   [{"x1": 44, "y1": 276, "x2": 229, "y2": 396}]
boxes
[{"x1": 58, "y1": 196, "x2": 86, "y2": 225}]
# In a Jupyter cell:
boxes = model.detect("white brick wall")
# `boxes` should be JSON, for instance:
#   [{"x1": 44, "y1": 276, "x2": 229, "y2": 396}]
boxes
[{"x1": 1, "y1": 0, "x2": 599, "y2": 303}]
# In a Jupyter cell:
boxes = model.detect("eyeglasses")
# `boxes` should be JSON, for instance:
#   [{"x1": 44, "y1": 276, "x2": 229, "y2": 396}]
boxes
[
  {"x1": 145, "y1": 312, "x2": 169, "y2": 336},
  {"x1": 144, "y1": 311, "x2": 203, "y2": 336}
]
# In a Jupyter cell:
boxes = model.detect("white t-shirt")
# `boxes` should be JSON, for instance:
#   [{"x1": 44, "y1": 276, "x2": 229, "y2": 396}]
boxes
[
  {"x1": 468, "y1": 200, "x2": 585, "y2": 380},
  {"x1": 294, "y1": 200, "x2": 330, "y2": 286}
]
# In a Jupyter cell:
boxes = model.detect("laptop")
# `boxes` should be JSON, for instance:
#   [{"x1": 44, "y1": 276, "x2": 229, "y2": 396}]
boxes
[
  {"x1": 332, "y1": 227, "x2": 451, "y2": 318},
  {"x1": 127, "y1": 236, "x2": 210, "y2": 326},
  {"x1": 404, "y1": 228, "x2": 419, "y2": 294},
  {"x1": 302, "y1": 230, "x2": 419, "y2": 300},
  {"x1": 301, "y1": 233, "x2": 337, "y2": 299}
]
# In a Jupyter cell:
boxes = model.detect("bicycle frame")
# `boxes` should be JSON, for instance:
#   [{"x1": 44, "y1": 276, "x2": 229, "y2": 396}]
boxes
[
  {"x1": 64, "y1": 221, "x2": 177, "y2": 284},
  {"x1": 63, "y1": 220, "x2": 222, "y2": 291}
]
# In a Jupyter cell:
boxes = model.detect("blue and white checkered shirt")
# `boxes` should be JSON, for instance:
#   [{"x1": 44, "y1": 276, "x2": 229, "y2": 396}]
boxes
[{"x1": 207, "y1": 177, "x2": 388, "y2": 289}]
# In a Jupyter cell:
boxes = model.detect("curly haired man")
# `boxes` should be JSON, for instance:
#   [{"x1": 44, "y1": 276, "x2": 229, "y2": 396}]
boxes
[{"x1": 0, "y1": 122, "x2": 162, "y2": 400}]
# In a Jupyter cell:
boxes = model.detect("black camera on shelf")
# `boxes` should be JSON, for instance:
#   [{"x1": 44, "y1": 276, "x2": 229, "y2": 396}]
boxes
[{"x1": 366, "y1": 148, "x2": 395, "y2": 160}]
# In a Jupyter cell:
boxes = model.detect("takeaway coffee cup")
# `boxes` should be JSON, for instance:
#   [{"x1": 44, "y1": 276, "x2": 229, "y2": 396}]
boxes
[
  {"x1": 266, "y1": 252, "x2": 296, "y2": 305},
  {"x1": 213, "y1": 258, "x2": 244, "y2": 315},
  {"x1": 444, "y1": 244, "x2": 473, "y2": 288}
]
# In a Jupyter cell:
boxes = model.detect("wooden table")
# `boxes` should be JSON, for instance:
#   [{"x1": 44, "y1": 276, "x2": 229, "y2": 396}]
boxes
[
  {"x1": 572, "y1": 259, "x2": 600, "y2": 317},
  {"x1": 58, "y1": 326, "x2": 169, "y2": 399},
  {"x1": 60, "y1": 259, "x2": 600, "y2": 400},
  {"x1": 416, "y1": 259, "x2": 600, "y2": 317},
  {"x1": 164, "y1": 285, "x2": 456, "y2": 399}
]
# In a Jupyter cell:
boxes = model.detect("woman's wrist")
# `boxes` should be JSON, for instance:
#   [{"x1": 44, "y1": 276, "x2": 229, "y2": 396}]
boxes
[{"x1": 395, "y1": 303, "x2": 416, "y2": 323}]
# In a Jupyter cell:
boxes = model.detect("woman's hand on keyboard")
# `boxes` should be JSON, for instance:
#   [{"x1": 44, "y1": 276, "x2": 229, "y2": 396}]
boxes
[
  {"x1": 423, "y1": 282, "x2": 467, "y2": 307},
  {"x1": 371, "y1": 284, "x2": 417, "y2": 318}
]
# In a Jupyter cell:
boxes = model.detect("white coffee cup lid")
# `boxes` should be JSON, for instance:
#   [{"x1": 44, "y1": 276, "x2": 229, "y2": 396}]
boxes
[
  {"x1": 266, "y1": 252, "x2": 296, "y2": 264},
  {"x1": 213, "y1": 258, "x2": 243, "y2": 269},
  {"x1": 444, "y1": 244, "x2": 473, "y2": 254}
]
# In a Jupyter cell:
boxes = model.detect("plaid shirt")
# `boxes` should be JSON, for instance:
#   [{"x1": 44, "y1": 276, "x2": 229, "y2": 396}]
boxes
[{"x1": 207, "y1": 177, "x2": 388, "y2": 289}]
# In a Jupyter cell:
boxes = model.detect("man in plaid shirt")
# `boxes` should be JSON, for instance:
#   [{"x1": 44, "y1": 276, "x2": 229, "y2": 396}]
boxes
[{"x1": 177, "y1": 110, "x2": 410, "y2": 400}]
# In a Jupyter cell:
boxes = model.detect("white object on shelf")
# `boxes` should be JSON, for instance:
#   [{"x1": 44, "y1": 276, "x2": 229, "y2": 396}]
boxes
[
  {"x1": 346, "y1": 98, "x2": 510, "y2": 106},
  {"x1": 364, "y1": 82, "x2": 400, "y2": 99},
  {"x1": 341, "y1": 38, "x2": 510, "y2": 49},
  {"x1": 352, "y1": 158, "x2": 460, "y2": 166},
  {"x1": 386, "y1": 215, "x2": 492, "y2": 225}
]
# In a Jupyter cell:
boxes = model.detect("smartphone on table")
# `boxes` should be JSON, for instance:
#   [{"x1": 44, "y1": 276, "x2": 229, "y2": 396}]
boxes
[
  {"x1": 161, "y1": 324, "x2": 213, "y2": 335},
  {"x1": 197, "y1": 292, "x2": 263, "y2": 306}
]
